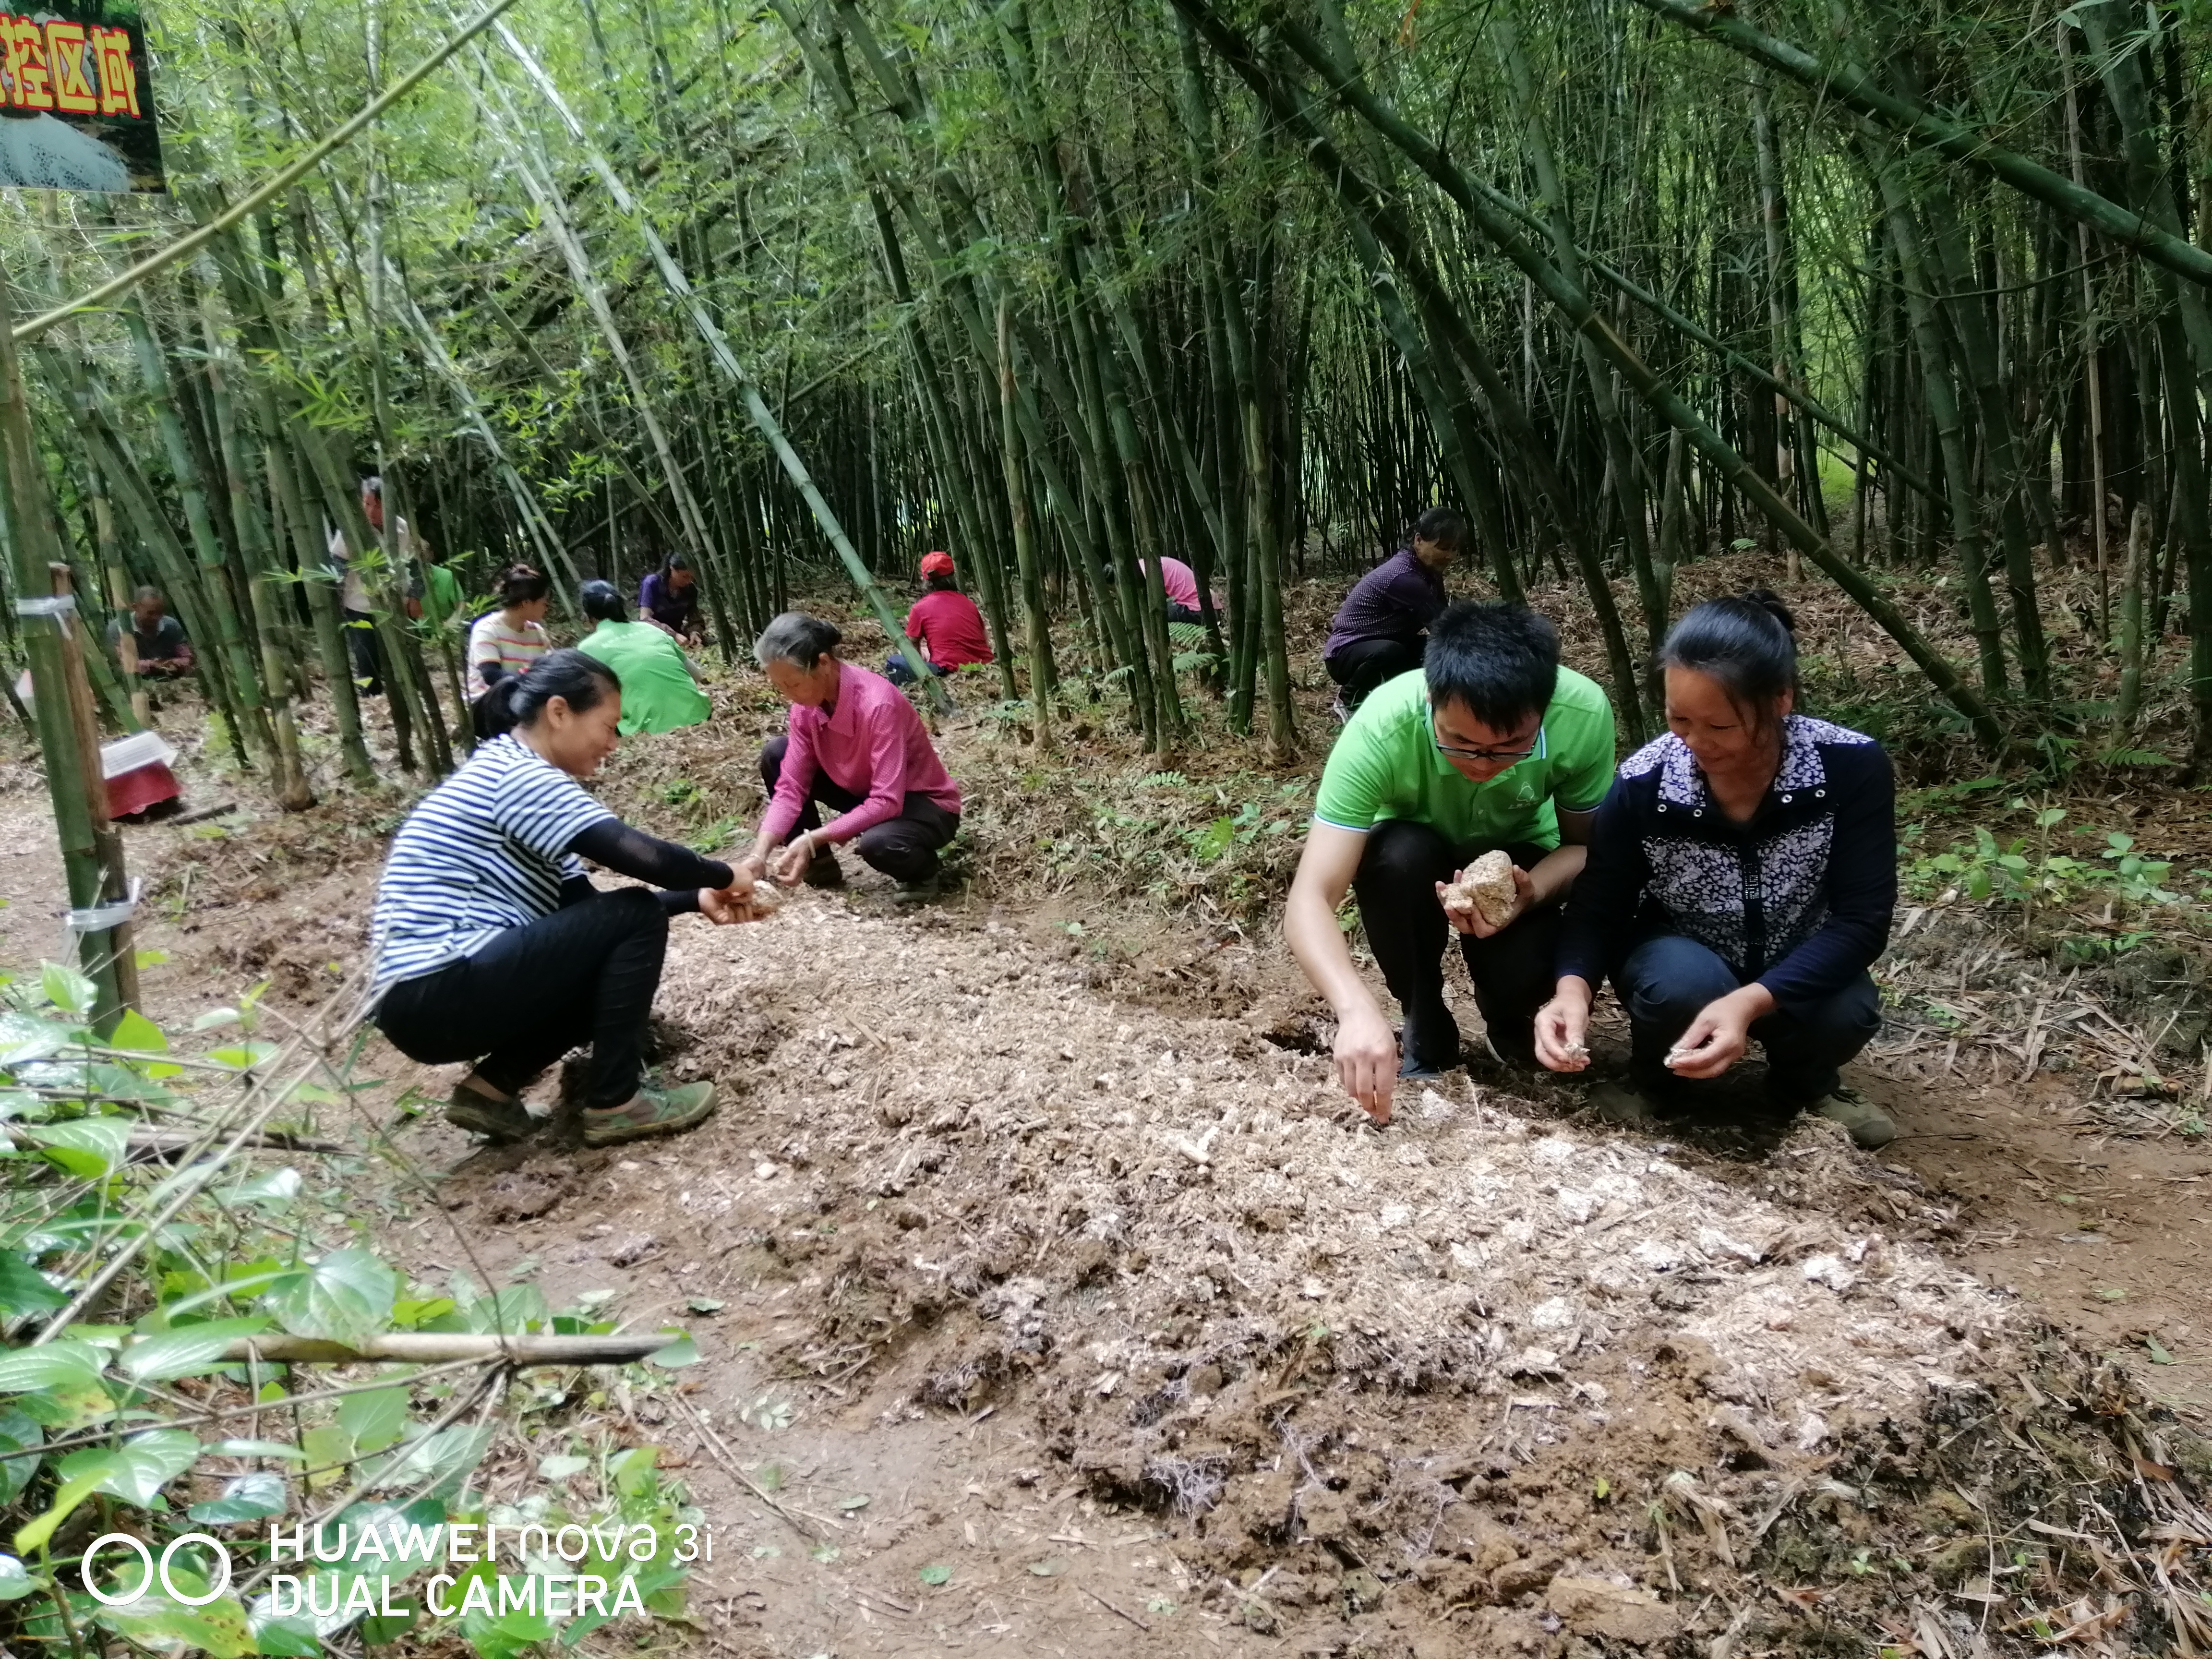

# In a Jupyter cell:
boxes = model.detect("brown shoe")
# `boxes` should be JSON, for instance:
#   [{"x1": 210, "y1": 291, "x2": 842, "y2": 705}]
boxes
[{"x1": 444, "y1": 1082, "x2": 540, "y2": 1142}]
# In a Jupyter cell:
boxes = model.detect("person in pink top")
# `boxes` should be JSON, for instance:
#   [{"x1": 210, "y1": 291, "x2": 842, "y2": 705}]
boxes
[
  {"x1": 1139, "y1": 556, "x2": 1205, "y2": 622},
  {"x1": 739, "y1": 612, "x2": 963, "y2": 904}
]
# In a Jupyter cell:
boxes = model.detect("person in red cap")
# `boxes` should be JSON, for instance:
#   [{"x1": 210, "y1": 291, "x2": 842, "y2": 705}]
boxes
[{"x1": 887, "y1": 551, "x2": 994, "y2": 686}]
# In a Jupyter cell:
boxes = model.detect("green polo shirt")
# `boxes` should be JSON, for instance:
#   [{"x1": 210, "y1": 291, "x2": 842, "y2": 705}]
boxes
[{"x1": 1312, "y1": 666, "x2": 1616, "y2": 850}]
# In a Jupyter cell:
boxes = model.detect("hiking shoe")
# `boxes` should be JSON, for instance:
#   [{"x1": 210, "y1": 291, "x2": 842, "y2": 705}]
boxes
[
  {"x1": 1811, "y1": 1087, "x2": 1895, "y2": 1150},
  {"x1": 803, "y1": 853, "x2": 845, "y2": 889},
  {"x1": 445, "y1": 1083, "x2": 540, "y2": 1143},
  {"x1": 581, "y1": 1080, "x2": 718, "y2": 1147},
  {"x1": 1396, "y1": 1005, "x2": 1461, "y2": 1078},
  {"x1": 892, "y1": 875, "x2": 940, "y2": 907},
  {"x1": 1590, "y1": 1082, "x2": 1656, "y2": 1128}
]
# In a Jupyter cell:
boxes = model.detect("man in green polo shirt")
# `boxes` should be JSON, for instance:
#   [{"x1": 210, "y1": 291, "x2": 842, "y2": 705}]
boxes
[{"x1": 1285, "y1": 601, "x2": 1617, "y2": 1122}]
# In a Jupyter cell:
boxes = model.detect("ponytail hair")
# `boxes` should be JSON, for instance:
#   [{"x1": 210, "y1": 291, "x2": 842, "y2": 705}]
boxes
[
  {"x1": 496, "y1": 564, "x2": 550, "y2": 608},
  {"x1": 1660, "y1": 589, "x2": 1799, "y2": 725},
  {"x1": 479, "y1": 648, "x2": 621, "y2": 739}
]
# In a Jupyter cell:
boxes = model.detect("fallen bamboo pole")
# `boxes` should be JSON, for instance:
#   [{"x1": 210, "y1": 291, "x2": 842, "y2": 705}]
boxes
[{"x1": 192, "y1": 1332, "x2": 679, "y2": 1365}]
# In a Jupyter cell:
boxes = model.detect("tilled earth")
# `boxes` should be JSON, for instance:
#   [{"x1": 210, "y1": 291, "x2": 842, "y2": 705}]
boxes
[{"x1": 388, "y1": 884, "x2": 2208, "y2": 1659}]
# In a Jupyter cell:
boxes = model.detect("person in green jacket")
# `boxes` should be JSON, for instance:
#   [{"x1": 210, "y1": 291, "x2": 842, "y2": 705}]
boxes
[{"x1": 575, "y1": 580, "x2": 711, "y2": 735}]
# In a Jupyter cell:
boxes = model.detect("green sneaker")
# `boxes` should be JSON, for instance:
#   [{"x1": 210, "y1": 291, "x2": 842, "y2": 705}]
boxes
[
  {"x1": 1590, "y1": 1082, "x2": 1656, "y2": 1128},
  {"x1": 1811, "y1": 1087, "x2": 1895, "y2": 1150},
  {"x1": 581, "y1": 1079, "x2": 718, "y2": 1147},
  {"x1": 444, "y1": 1082, "x2": 540, "y2": 1143},
  {"x1": 893, "y1": 874, "x2": 940, "y2": 907}
]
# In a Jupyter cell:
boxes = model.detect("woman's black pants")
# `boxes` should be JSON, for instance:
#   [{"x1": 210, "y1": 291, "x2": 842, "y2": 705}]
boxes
[
  {"x1": 377, "y1": 888, "x2": 667, "y2": 1109},
  {"x1": 1616, "y1": 934, "x2": 1880, "y2": 1105},
  {"x1": 1325, "y1": 637, "x2": 1422, "y2": 711},
  {"x1": 759, "y1": 736, "x2": 958, "y2": 882}
]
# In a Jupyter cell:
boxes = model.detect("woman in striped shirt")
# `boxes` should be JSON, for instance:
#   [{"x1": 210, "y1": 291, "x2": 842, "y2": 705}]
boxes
[
  {"x1": 468, "y1": 565, "x2": 554, "y2": 702},
  {"x1": 371, "y1": 650, "x2": 763, "y2": 1147}
]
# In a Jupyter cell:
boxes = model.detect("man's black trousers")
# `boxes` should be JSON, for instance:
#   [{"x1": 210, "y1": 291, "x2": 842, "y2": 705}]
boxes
[{"x1": 1352, "y1": 820, "x2": 1560, "y2": 1068}]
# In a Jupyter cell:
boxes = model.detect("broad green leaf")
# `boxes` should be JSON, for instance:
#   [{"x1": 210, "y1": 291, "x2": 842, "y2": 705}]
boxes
[
  {"x1": 207, "y1": 1041, "x2": 280, "y2": 1070},
  {"x1": 191, "y1": 1008, "x2": 241, "y2": 1032},
  {"x1": 204, "y1": 1438, "x2": 308, "y2": 1463},
  {"x1": 120, "y1": 1318, "x2": 270, "y2": 1382},
  {"x1": 94, "y1": 1578, "x2": 253, "y2": 1659},
  {"x1": 464, "y1": 1603, "x2": 554, "y2": 1659},
  {"x1": 301, "y1": 1423, "x2": 353, "y2": 1491},
  {"x1": 0, "y1": 1410, "x2": 46, "y2": 1506},
  {"x1": 246, "y1": 1606, "x2": 321, "y2": 1657},
  {"x1": 537, "y1": 1453, "x2": 590, "y2": 1481},
  {"x1": 918, "y1": 1563, "x2": 952, "y2": 1587},
  {"x1": 14, "y1": 1470, "x2": 106, "y2": 1554},
  {"x1": 0, "y1": 1339, "x2": 102, "y2": 1396},
  {"x1": 363, "y1": 1424, "x2": 493, "y2": 1498},
  {"x1": 0, "y1": 1251, "x2": 65, "y2": 1316},
  {"x1": 463, "y1": 1284, "x2": 548, "y2": 1335},
  {"x1": 267, "y1": 1250, "x2": 397, "y2": 1346},
  {"x1": 646, "y1": 1334, "x2": 699, "y2": 1369},
  {"x1": 40, "y1": 963, "x2": 95, "y2": 1016},
  {"x1": 18, "y1": 1118, "x2": 132, "y2": 1179},
  {"x1": 0, "y1": 1011, "x2": 74, "y2": 1065},
  {"x1": 336, "y1": 1386, "x2": 409, "y2": 1455},
  {"x1": 108, "y1": 1010, "x2": 168, "y2": 1053},
  {"x1": 59, "y1": 1427, "x2": 198, "y2": 1506},
  {"x1": 0, "y1": 1553, "x2": 35, "y2": 1599},
  {"x1": 188, "y1": 1471, "x2": 288, "y2": 1524},
  {"x1": 217, "y1": 1167, "x2": 302, "y2": 1206}
]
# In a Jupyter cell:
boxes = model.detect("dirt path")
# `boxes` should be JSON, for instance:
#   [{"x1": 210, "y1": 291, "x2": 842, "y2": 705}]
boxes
[{"x1": 2, "y1": 766, "x2": 2205, "y2": 1653}]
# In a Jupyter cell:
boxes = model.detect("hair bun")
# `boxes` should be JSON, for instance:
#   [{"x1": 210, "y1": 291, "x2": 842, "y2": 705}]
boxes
[{"x1": 1739, "y1": 588, "x2": 1797, "y2": 637}]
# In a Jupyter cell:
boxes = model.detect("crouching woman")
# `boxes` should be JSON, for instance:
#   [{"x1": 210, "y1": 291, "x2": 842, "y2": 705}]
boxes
[
  {"x1": 370, "y1": 649, "x2": 763, "y2": 1148},
  {"x1": 1535, "y1": 593, "x2": 1898, "y2": 1148}
]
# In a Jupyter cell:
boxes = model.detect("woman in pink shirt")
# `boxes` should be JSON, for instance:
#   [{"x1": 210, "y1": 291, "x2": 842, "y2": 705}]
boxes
[{"x1": 739, "y1": 613, "x2": 963, "y2": 904}]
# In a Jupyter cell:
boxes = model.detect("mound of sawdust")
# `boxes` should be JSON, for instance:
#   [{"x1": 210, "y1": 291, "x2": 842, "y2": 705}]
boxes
[{"x1": 660, "y1": 893, "x2": 2011, "y2": 1442}]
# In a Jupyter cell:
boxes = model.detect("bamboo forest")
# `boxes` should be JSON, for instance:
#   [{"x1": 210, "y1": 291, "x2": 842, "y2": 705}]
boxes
[{"x1": 0, "y1": 0, "x2": 2209, "y2": 1654}]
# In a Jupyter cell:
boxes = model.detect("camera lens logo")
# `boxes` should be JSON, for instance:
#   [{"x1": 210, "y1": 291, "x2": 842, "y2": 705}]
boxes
[{"x1": 80, "y1": 1533, "x2": 234, "y2": 1606}]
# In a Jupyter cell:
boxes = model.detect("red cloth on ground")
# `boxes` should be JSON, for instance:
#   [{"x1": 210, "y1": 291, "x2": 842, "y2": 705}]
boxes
[{"x1": 903, "y1": 589, "x2": 994, "y2": 668}]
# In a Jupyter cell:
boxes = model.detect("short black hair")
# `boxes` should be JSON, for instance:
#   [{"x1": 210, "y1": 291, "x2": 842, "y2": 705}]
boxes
[
  {"x1": 1425, "y1": 601, "x2": 1559, "y2": 731},
  {"x1": 1412, "y1": 507, "x2": 1466, "y2": 551},
  {"x1": 579, "y1": 579, "x2": 627, "y2": 623},
  {"x1": 1661, "y1": 589, "x2": 1797, "y2": 714}
]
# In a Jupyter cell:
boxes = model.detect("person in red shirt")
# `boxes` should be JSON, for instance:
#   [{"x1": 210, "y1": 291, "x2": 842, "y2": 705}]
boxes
[{"x1": 887, "y1": 551, "x2": 994, "y2": 685}]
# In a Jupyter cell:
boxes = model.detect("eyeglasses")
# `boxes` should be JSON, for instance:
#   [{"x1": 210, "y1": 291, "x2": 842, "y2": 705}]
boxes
[{"x1": 1431, "y1": 717, "x2": 1542, "y2": 764}]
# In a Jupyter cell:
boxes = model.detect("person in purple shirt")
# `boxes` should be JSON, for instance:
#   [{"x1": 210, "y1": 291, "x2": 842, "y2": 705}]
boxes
[
  {"x1": 1323, "y1": 508, "x2": 1463, "y2": 714},
  {"x1": 638, "y1": 553, "x2": 702, "y2": 645}
]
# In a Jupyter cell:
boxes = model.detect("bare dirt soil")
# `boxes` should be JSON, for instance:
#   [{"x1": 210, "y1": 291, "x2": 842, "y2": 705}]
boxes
[{"x1": 1, "y1": 607, "x2": 2207, "y2": 1655}]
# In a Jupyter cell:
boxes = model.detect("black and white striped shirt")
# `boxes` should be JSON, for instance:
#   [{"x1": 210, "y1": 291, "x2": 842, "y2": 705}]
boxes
[{"x1": 370, "y1": 734, "x2": 616, "y2": 996}]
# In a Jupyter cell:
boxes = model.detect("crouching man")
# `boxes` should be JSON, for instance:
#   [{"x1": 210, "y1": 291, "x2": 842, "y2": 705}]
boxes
[{"x1": 1284, "y1": 601, "x2": 1616, "y2": 1122}]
